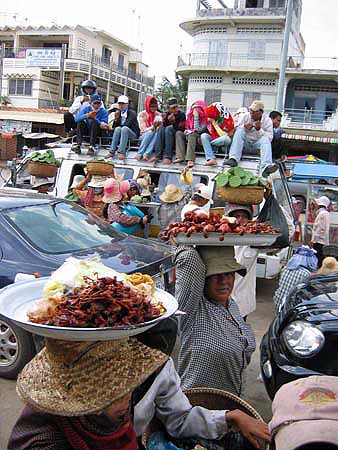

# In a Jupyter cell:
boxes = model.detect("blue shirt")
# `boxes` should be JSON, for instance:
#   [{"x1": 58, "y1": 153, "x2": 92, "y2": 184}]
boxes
[{"x1": 75, "y1": 105, "x2": 108, "y2": 126}]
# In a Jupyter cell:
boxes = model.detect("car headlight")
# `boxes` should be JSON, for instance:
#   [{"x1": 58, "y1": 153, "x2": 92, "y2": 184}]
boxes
[{"x1": 282, "y1": 320, "x2": 325, "y2": 357}]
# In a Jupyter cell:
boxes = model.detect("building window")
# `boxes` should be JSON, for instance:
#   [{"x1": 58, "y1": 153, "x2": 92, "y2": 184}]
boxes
[
  {"x1": 233, "y1": 77, "x2": 276, "y2": 87},
  {"x1": 118, "y1": 53, "x2": 125, "y2": 70},
  {"x1": 243, "y1": 92, "x2": 261, "y2": 108},
  {"x1": 270, "y1": 0, "x2": 285, "y2": 6},
  {"x1": 102, "y1": 47, "x2": 112, "y2": 65},
  {"x1": 205, "y1": 89, "x2": 222, "y2": 105},
  {"x1": 190, "y1": 75, "x2": 223, "y2": 84},
  {"x1": 248, "y1": 41, "x2": 265, "y2": 60},
  {"x1": 245, "y1": 0, "x2": 264, "y2": 7},
  {"x1": 208, "y1": 40, "x2": 227, "y2": 66},
  {"x1": 9, "y1": 79, "x2": 33, "y2": 96}
]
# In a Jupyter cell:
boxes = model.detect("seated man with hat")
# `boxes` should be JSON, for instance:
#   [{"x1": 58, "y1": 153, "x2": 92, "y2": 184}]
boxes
[
  {"x1": 32, "y1": 177, "x2": 54, "y2": 194},
  {"x1": 223, "y1": 100, "x2": 277, "y2": 178},
  {"x1": 180, "y1": 184, "x2": 213, "y2": 220},
  {"x1": 72, "y1": 94, "x2": 109, "y2": 156}
]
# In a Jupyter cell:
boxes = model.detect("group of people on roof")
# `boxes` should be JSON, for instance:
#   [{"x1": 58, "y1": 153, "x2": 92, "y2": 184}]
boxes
[{"x1": 63, "y1": 80, "x2": 285, "y2": 175}]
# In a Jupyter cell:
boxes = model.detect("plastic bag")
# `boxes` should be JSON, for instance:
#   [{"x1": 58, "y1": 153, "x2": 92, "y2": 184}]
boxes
[{"x1": 257, "y1": 195, "x2": 290, "y2": 248}]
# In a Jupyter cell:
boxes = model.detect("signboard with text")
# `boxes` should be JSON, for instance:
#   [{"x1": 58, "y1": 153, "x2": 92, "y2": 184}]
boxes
[{"x1": 26, "y1": 48, "x2": 61, "y2": 67}]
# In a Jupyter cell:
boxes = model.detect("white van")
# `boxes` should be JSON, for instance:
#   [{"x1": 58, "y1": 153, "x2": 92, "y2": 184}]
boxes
[{"x1": 5, "y1": 145, "x2": 295, "y2": 278}]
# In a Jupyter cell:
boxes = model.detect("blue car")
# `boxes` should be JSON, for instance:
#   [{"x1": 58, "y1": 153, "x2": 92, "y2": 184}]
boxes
[{"x1": 0, "y1": 189, "x2": 175, "y2": 378}]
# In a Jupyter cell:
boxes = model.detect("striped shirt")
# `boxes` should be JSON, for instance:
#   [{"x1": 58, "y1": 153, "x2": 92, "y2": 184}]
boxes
[{"x1": 173, "y1": 246, "x2": 256, "y2": 396}]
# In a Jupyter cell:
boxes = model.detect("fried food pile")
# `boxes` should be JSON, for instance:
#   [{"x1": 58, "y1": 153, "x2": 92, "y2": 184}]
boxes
[{"x1": 28, "y1": 273, "x2": 164, "y2": 328}]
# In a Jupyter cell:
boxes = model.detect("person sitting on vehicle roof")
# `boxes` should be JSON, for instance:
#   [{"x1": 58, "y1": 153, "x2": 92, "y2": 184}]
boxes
[
  {"x1": 73, "y1": 173, "x2": 107, "y2": 218},
  {"x1": 135, "y1": 96, "x2": 163, "y2": 162},
  {"x1": 174, "y1": 100, "x2": 208, "y2": 168},
  {"x1": 201, "y1": 102, "x2": 235, "y2": 167},
  {"x1": 150, "y1": 97, "x2": 187, "y2": 164},
  {"x1": 223, "y1": 100, "x2": 277, "y2": 178},
  {"x1": 64, "y1": 79, "x2": 97, "y2": 139},
  {"x1": 71, "y1": 94, "x2": 109, "y2": 156},
  {"x1": 273, "y1": 246, "x2": 318, "y2": 313},
  {"x1": 103, "y1": 178, "x2": 149, "y2": 235},
  {"x1": 31, "y1": 177, "x2": 53, "y2": 194},
  {"x1": 105, "y1": 95, "x2": 140, "y2": 161}
]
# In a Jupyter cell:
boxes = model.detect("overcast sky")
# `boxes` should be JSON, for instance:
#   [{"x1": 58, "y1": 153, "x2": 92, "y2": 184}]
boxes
[{"x1": 1, "y1": 0, "x2": 337, "y2": 82}]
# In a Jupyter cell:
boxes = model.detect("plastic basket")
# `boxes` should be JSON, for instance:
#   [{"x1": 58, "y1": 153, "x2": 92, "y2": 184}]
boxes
[
  {"x1": 216, "y1": 185, "x2": 264, "y2": 205},
  {"x1": 27, "y1": 162, "x2": 58, "y2": 178},
  {"x1": 86, "y1": 161, "x2": 115, "y2": 176}
]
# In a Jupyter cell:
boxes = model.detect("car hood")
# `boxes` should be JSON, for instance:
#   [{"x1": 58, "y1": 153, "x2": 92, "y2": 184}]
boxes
[
  {"x1": 292, "y1": 296, "x2": 338, "y2": 326},
  {"x1": 41, "y1": 236, "x2": 172, "y2": 274}
]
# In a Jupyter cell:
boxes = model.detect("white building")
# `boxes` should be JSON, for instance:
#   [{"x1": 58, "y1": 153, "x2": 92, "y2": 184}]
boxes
[
  {"x1": 0, "y1": 25, "x2": 154, "y2": 110},
  {"x1": 177, "y1": 0, "x2": 338, "y2": 130}
]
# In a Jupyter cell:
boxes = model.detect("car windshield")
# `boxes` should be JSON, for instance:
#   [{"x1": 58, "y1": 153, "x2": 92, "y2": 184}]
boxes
[{"x1": 2, "y1": 201, "x2": 126, "y2": 254}]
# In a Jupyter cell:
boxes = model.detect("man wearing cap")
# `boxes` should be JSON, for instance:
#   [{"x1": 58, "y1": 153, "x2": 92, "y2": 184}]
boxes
[
  {"x1": 151, "y1": 97, "x2": 186, "y2": 164},
  {"x1": 180, "y1": 184, "x2": 213, "y2": 220},
  {"x1": 72, "y1": 94, "x2": 109, "y2": 156},
  {"x1": 270, "y1": 375, "x2": 338, "y2": 449},
  {"x1": 309, "y1": 195, "x2": 331, "y2": 266},
  {"x1": 105, "y1": 95, "x2": 140, "y2": 161},
  {"x1": 32, "y1": 177, "x2": 53, "y2": 194},
  {"x1": 223, "y1": 100, "x2": 277, "y2": 178}
]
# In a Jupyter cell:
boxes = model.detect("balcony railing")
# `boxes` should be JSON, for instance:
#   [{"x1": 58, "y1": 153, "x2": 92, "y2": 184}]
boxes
[
  {"x1": 283, "y1": 108, "x2": 338, "y2": 131},
  {"x1": 1, "y1": 47, "x2": 154, "y2": 87},
  {"x1": 287, "y1": 56, "x2": 338, "y2": 72},
  {"x1": 177, "y1": 52, "x2": 280, "y2": 69},
  {"x1": 197, "y1": 7, "x2": 286, "y2": 18}
]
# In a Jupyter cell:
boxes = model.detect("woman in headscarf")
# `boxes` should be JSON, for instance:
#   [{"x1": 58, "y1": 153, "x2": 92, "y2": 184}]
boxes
[
  {"x1": 136, "y1": 96, "x2": 163, "y2": 161},
  {"x1": 73, "y1": 173, "x2": 107, "y2": 218},
  {"x1": 174, "y1": 100, "x2": 207, "y2": 168},
  {"x1": 273, "y1": 246, "x2": 318, "y2": 313}
]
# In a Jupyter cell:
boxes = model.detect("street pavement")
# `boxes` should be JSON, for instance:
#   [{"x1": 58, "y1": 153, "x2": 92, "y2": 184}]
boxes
[{"x1": 0, "y1": 278, "x2": 276, "y2": 448}]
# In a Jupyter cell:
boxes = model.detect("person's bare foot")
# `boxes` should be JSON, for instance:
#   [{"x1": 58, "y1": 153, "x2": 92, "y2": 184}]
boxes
[
  {"x1": 105, "y1": 152, "x2": 115, "y2": 159},
  {"x1": 135, "y1": 155, "x2": 142, "y2": 161},
  {"x1": 143, "y1": 155, "x2": 150, "y2": 161},
  {"x1": 118, "y1": 153, "x2": 126, "y2": 161},
  {"x1": 203, "y1": 159, "x2": 217, "y2": 166},
  {"x1": 187, "y1": 160, "x2": 194, "y2": 168},
  {"x1": 148, "y1": 156, "x2": 160, "y2": 163},
  {"x1": 173, "y1": 158, "x2": 184, "y2": 164}
]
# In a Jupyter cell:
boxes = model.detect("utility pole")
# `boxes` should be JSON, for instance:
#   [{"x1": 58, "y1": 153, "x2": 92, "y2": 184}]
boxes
[
  {"x1": 0, "y1": 43, "x2": 5, "y2": 103},
  {"x1": 57, "y1": 43, "x2": 66, "y2": 110},
  {"x1": 276, "y1": 0, "x2": 293, "y2": 112}
]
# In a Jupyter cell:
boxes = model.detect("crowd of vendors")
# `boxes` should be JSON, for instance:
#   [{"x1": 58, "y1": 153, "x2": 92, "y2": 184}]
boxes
[{"x1": 4, "y1": 79, "x2": 338, "y2": 449}]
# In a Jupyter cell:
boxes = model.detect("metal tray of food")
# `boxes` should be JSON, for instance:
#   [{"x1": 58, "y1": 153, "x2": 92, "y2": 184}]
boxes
[
  {"x1": 0, "y1": 278, "x2": 178, "y2": 341},
  {"x1": 173, "y1": 232, "x2": 281, "y2": 246}
]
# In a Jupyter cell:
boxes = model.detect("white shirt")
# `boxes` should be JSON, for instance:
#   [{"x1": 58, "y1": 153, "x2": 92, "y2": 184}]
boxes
[
  {"x1": 232, "y1": 246, "x2": 258, "y2": 317},
  {"x1": 69, "y1": 95, "x2": 91, "y2": 115},
  {"x1": 134, "y1": 358, "x2": 228, "y2": 438},
  {"x1": 238, "y1": 112, "x2": 273, "y2": 143},
  {"x1": 312, "y1": 207, "x2": 330, "y2": 245},
  {"x1": 181, "y1": 202, "x2": 210, "y2": 221}
]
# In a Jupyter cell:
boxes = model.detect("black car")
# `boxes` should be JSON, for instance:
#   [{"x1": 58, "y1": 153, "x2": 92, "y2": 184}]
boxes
[
  {"x1": 260, "y1": 274, "x2": 338, "y2": 399},
  {"x1": 0, "y1": 189, "x2": 176, "y2": 379}
]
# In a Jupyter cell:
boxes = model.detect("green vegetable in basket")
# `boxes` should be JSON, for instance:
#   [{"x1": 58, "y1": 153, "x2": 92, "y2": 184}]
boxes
[
  {"x1": 249, "y1": 177, "x2": 259, "y2": 186},
  {"x1": 229, "y1": 175, "x2": 242, "y2": 188},
  {"x1": 130, "y1": 195, "x2": 142, "y2": 203},
  {"x1": 28, "y1": 150, "x2": 59, "y2": 165},
  {"x1": 215, "y1": 173, "x2": 229, "y2": 187},
  {"x1": 233, "y1": 167, "x2": 246, "y2": 178},
  {"x1": 241, "y1": 174, "x2": 251, "y2": 186}
]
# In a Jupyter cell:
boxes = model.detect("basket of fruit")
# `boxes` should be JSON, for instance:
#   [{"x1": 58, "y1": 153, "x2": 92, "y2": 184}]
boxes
[
  {"x1": 86, "y1": 159, "x2": 115, "y2": 176},
  {"x1": 27, "y1": 150, "x2": 60, "y2": 178},
  {"x1": 215, "y1": 168, "x2": 266, "y2": 205}
]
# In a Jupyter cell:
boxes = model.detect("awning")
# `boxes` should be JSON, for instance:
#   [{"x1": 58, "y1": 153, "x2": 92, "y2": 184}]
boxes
[
  {"x1": 282, "y1": 133, "x2": 338, "y2": 145},
  {"x1": 287, "y1": 154, "x2": 328, "y2": 163},
  {"x1": 23, "y1": 132, "x2": 59, "y2": 139},
  {"x1": 292, "y1": 163, "x2": 338, "y2": 180},
  {"x1": 0, "y1": 110, "x2": 64, "y2": 125}
]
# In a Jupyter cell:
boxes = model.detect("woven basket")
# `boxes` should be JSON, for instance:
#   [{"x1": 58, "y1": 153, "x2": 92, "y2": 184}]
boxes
[
  {"x1": 27, "y1": 162, "x2": 58, "y2": 178},
  {"x1": 142, "y1": 387, "x2": 263, "y2": 448},
  {"x1": 216, "y1": 185, "x2": 264, "y2": 205},
  {"x1": 86, "y1": 161, "x2": 115, "y2": 176}
]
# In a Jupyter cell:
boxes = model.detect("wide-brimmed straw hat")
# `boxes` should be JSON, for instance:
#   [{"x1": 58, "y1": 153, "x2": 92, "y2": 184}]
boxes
[
  {"x1": 17, "y1": 338, "x2": 168, "y2": 417},
  {"x1": 102, "y1": 177, "x2": 122, "y2": 203},
  {"x1": 317, "y1": 257, "x2": 338, "y2": 275},
  {"x1": 32, "y1": 177, "x2": 53, "y2": 189},
  {"x1": 160, "y1": 184, "x2": 184, "y2": 203},
  {"x1": 70, "y1": 175, "x2": 85, "y2": 189},
  {"x1": 199, "y1": 246, "x2": 245, "y2": 277},
  {"x1": 224, "y1": 203, "x2": 253, "y2": 220}
]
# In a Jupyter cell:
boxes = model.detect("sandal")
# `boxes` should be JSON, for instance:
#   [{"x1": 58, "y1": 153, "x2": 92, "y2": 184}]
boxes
[
  {"x1": 135, "y1": 155, "x2": 142, "y2": 161},
  {"x1": 173, "y1": 158, "x2": 184, "y2": 164}
]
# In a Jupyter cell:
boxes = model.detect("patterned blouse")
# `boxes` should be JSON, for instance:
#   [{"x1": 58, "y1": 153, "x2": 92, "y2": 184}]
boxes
[{"x1": 173, "y1": 246, "x2": 256, "y2": 396}]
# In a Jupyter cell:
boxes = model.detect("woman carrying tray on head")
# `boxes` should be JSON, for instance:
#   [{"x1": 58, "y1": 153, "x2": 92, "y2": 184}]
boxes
[{"x1": 173, "y1": 244, "x2": 256, "y2": 396}]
